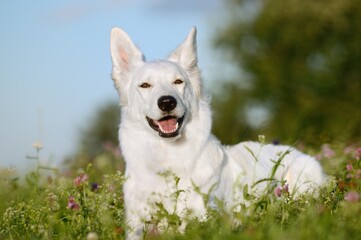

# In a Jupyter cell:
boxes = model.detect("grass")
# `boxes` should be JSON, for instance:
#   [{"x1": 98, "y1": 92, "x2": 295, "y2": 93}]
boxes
[{"x1": 0, "y1": 142, "x2": 360, "y2": 239}]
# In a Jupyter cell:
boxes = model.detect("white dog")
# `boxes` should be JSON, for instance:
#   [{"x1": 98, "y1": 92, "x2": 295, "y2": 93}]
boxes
[{"x1": 110, "y1": 27, "x2": 326, "y2": 239}]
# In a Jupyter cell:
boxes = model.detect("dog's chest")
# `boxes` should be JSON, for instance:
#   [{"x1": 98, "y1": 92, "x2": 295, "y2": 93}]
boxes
[{"x1": 123, "y1": 138, "x2": 197, "y2": 175}]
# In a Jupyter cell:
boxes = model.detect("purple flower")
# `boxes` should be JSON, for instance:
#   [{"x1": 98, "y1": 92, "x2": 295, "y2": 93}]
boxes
[
  {"x1": 91, "y1": 183, "x2": 99, "y2": 192},
  {"x1": 67, "y1": 196, "x2": 80, "y2": 210},
  {"x1": 344, "y1": 191, "x2": 360, "y2": 203},
  {"x1": 74, "y1": 173, "x2": 88, "y2": 187}
]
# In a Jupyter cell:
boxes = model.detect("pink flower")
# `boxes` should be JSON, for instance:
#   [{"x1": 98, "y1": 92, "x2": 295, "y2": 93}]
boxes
[
  {"x1": 344, "y1": 146, "x2": 354, "y2": 155},
  {"x1": 346, "y1": 164, "x2": 353, "y2": 172},
  {"x1": 274, "y1": 186, "x2": 282, "y2": 197},
  {"x1": 67, "y1": 196, "x2": 80, "y2": 210},
  {"x1": 321, "y1": 144, "x2": 335, "y2": 159},
  {"x1": 355, "y1": 148, "x2": 361, "y2": 160},
  {"x1": 74, "y1": 173, "x2": 88, "y2": 187},
  {"x1": 275, "y1": 184, "x2": 289, "y2": 197},
  {"x1": 344, "y1": 191, "x2": 360, "y2": 203}
]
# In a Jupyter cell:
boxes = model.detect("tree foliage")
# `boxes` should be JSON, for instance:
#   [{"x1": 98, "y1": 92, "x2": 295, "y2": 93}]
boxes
[
  {"x1": 79, "y1": 101, "x2": 120, "y2": 156},
  {"x1": 65, "y1": 102, "x2": 124, "y2": 178},
  {"x1": 212, "y1": 0, "x2": 361, "y2": 145}
]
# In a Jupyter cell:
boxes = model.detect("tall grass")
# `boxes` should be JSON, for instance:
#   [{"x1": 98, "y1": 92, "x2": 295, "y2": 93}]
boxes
[{"x1": 0, "y1": 142, "x2": 360, "y2": 239}]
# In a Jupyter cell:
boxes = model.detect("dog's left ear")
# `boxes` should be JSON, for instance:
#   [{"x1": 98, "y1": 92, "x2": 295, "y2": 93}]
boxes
[
  {"x1": 168, "y1": 27, "x2": 203, "y2": 97},
  {"x1": 110, "y1": 27, "x2": 145, "y2": 105}
]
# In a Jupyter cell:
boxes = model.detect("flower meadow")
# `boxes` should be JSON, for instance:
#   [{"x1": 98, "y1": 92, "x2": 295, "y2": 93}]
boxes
[{"x1": 1, "y1": 142, "x2": 361, "y2": 239}]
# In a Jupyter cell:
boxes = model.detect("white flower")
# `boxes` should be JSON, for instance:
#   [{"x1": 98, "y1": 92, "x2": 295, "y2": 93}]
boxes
[
  {"x1": 86, "y1": 232, "x2": 99, "y2": 240},
  {"x1": 32, "y1": 141, "x2": 43, "y2": 151}
]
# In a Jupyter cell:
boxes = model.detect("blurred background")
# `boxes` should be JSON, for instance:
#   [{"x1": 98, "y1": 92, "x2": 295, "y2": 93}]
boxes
[{"x1": 1, "y1": 0, "x2": 360, "y2": 175}]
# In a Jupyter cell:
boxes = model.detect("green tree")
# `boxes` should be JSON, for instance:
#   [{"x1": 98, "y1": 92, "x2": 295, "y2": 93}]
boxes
[
  {"x1": 212, "y1": 0, "x2": 361, "y2": 145},
  {"x1": 79, "y1": 101, "x2": 120, "y2": 157},
  {"x1": 65, "y1": 101, "x2": 124, "y2": 179}
]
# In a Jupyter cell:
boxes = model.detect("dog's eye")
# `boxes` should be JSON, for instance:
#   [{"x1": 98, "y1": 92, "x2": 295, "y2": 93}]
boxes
[
  {"x1": 174, "y1": 79, "x2": 183, "y2": 85},
  {"x1": 139, "y1": 82, "x2": 151, "y2": 88}
]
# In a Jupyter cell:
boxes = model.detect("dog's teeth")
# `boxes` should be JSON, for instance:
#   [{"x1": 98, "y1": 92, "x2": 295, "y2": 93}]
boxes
[{"x1": 159, "y1": 122, "x2": 178, "y2": 134}]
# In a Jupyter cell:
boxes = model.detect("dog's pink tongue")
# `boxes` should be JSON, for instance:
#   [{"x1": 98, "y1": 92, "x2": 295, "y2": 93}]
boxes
[{"x1": 158, "y1": 118, "x2": 177, "y2": 132}]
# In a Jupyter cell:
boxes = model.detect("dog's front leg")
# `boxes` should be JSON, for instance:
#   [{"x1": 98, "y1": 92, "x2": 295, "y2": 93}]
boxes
[{"x1": 123, "y1": 178, "x2": 151, "y2": 240}]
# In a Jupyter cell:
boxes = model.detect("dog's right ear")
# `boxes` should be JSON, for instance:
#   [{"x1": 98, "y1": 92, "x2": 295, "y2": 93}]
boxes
[
  {"x1": 110, "y1": 27, "x2": 145, "y2": 104},
  {"x1": 168, "y1": 27, "x2": 203, "y2": 98}
]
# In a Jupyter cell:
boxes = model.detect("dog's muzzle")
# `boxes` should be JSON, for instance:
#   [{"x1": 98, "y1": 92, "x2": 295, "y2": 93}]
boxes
[
  {"x1": 146, "y1": 115, "x2": 185, "y2": 138},
  {"x1": 146, "y1": 95, "x2": 184, "y2": 138}
]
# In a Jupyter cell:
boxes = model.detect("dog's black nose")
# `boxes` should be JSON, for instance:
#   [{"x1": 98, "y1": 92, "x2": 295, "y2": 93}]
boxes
[{"x1": 158, "y1": 96, "x2": 177, "y2": 112}]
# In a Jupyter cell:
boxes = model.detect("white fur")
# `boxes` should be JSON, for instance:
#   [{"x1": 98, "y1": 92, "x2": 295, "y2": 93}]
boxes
[{"x1": 110, "y1": 27, "x2": 326, "y2": 239}]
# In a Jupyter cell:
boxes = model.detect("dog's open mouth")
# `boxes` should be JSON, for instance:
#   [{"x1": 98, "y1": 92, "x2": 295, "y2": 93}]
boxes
[{"x1": 146, "y1": 115, "x2": 185, "y2": 138}]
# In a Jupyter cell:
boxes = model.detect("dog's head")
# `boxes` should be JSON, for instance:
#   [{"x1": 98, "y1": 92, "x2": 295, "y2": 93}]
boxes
[{"x1": 110, "y1": 27, "x2": 203, "y2": 139}]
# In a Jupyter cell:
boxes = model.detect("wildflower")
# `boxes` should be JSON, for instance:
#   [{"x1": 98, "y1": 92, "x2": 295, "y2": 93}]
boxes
[
  {"x1": 355, "y1": 148, "x2": 361, "y2": 160},
  {"x1": 321, "y1": 144, "x2": 335, "y2": 159},
  {"x1": 346, "y1": 164, "x2": 353, "y2": 172},
  {"x1": 91, "y1": 183, "x2": 99, "y2": 192},
  {"x1": 344, "y1": 191, "x2": 360, "y2": 203},
  {"x1": 74, "y1": 173, "x2": 88, "y2": 187},
  {"x1": 274, "y1": 184, "x2": 289, "y2": 197},
  {"x1": 274, "y1": 186, "x2": 282, "y2": 197},
  {"x1": 32, "y1": 141, "x2": 43, "y2": 151},
  {"x1": 344, "y1": 146, "x2": 354, "y2": 155},
  {"x1": 86, "y1": 232, "x2": 99, "y2": 240},
  {"x1": 67, "y1": 196, "x2": 80, "y2": 210}
]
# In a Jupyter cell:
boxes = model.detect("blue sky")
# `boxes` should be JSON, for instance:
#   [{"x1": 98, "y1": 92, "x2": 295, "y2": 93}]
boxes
[{"x1": 0, "y1": 0, "x2": 227, "y2": 172}]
